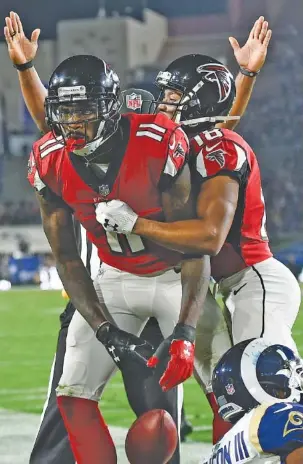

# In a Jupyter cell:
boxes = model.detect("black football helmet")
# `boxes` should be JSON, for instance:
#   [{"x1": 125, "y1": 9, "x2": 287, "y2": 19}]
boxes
[
  {"x1": 45, "y1": 55, "x2": 120, "y2": 155},
  {"x1": 155, "y1": 54, "x2": 237, "y2": 131},
  {"x1": 212, "y1": 338, "x2": 303, "y2": 424}
]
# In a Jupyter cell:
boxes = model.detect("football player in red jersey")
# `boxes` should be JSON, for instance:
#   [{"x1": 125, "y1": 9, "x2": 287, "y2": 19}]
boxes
[
  {"x1": 6, "y1": 13, "x2": 211, "y2": 461},
  {"x1": 25, "y1": 54, "x2": 211, "y2": 464},
  {"x1": 97, "y1": 51, "x2": 301, "y2": 443},
  {"x1": 4, "y1": 10, "x2": 277, "y2": 450}
]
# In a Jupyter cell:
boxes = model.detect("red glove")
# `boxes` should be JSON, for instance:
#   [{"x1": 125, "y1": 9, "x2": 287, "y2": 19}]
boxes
[{"x1": 147, "y1": 323, "x2": 195, "y2": 392}]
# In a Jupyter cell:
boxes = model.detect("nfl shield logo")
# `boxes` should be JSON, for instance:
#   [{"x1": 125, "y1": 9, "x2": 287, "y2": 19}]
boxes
[
  {"x1": 126, "y1": 93, "x2": 142, "y2": 111},
  {"x1": 98, "y1": 184, "x2": 110, "y2": 197},
  {"x1": 225, "y1": 383, "x2": 235, "y2": 395}
]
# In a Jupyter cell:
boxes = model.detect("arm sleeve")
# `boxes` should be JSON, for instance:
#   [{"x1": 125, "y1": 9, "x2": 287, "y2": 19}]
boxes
[
  {"x1": 27, "y1": 149, "x2": 72, "y2": 211},
  {"x1": 250, "y1": 403, "x2": 303, "y2": 460},
  {"x1": 192, "y1": 134, "x2": 249, "y2": 185},
  {"x1": 158, "y1": 127, "x2": 190, "y2": 192}
]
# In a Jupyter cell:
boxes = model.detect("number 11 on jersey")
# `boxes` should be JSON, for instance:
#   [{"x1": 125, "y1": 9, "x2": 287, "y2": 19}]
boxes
[{"x1": 106, "y1": 231, "x2": 145, "y2": 254}]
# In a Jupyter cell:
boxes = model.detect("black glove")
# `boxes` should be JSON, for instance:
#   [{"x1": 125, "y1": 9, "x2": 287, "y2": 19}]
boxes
[{"x1": 96, "y1": 322, "x2": 155, "y2": 370}]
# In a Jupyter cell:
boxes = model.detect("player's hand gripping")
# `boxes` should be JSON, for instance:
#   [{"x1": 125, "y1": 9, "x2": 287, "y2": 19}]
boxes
[
  {"x1": 4, "y1": 11, "x2": 40, "y2": 65},
  {"x1": 229, "y1": 16, "x2": 272, "y2": 73},
  {"x1": 96, "y1": 322, "x2": 154, "y2": 371},
  {"x1": 147, "y1": 323, "x2": 195, "y2": 392},
  {"x1": 95, "y1": 200, "x2": 138, "y2": 234}
]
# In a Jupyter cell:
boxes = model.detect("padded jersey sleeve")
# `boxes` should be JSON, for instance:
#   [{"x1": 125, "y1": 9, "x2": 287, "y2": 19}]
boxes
[
  {"x1": 249, "y1": 402, "x2": 303, "y2": 462},
  {"x1": 191, "y1": 128, "x2": 249, "y2": 184},
  {"x1": 27, "y1": 146, "x2": 71, "y2": 210},
  {"x1": 158, "y1": 126, "x2": 190, "y2": 191}
]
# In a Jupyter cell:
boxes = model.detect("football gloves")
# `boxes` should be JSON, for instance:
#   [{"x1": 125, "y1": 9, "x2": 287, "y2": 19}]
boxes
[
  {"x1": 95, "y1": 200, "x2": 138, "y2": 235},
  {"x1": 96, "y1": 322, "x2": 154, "y2": 370},
  {"x1": 147, "y1": 322, "x2": 196, "y2": 391}
]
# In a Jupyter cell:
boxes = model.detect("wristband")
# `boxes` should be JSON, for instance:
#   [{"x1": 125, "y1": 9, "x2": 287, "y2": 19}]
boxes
[
  {"x1": 173, "y1": 322, "x2": 196, "y2": 343},
  {"x1": 13, "y1": 61, "x2": 34, "y2": 71},
  {"x1": 240, "y1": 67, "x2": 260, "y2": 78}
]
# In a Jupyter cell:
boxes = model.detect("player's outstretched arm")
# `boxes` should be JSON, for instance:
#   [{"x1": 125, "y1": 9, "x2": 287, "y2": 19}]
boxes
[
  {"x1": 145, "y1": 166, "x2": 211, "y2": 391},
  {"x1": 4, "y1": 11, "x2": 48, "y2": 133},
  {"x1": 148, "y1": 255, "x2": 211, "y2": 391},
  {"x1": 95, "y1": 173, "x2": 239, "y2": 255},
  {"x1": 36, "y1": 192, "x2": 110, "y2": 331},
  {"x1": 159, "y1": 164, "x2": 211, "y2": 327},
  {"x1": 36, "y1": 190, "x2": 154, "y2": 367},
  {"x1": 133, "y1": 175, "x2": 239, "y2": 255},
  {"x1": 217, "y1": 16, "x2": 272, "y2": 130}
]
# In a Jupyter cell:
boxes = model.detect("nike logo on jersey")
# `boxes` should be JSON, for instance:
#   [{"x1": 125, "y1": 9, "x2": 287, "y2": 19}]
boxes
[
  {"x1": 233, "y1": 283, "x2": 247, "y2": 295},
  {"x1": 205, "y1": 142, "x2": 222, "y2": 152},
  {"x1": 274, "y1": 404, "x2": 293, "y2": 414}
]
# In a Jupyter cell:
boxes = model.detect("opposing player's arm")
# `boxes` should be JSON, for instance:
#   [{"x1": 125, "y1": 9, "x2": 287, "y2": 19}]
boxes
[
  {"x1": 161, "y1": 165, "x2": 211, "y2": 327},
  {"x1": 36, "y1": 191, "x2": 110, "y2": 330}
]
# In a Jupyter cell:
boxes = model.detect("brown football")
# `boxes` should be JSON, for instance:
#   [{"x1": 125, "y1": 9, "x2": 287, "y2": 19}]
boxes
[{"x1": 125, "y1": 409, "x2": 178, "y2": 464}]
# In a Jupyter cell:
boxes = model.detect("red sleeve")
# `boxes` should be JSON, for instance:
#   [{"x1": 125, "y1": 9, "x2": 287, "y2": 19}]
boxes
[
  {"x1": 27, "y1": 146, "x2": 46, "y2": 192},
  {"x1": 159, "y1": 126, "x2": 189, "y2": 191},
  {"x1": 27, "y1": 143, "x2": 70, "y2": 209},
  {"x1": 191, "y1": 128, "x2": 248, "y2": 183}
]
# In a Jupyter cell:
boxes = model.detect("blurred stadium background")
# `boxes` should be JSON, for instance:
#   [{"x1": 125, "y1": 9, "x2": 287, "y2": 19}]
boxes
[{"x1": 0, "y1": 0, "x2": 303, "y2": 462}]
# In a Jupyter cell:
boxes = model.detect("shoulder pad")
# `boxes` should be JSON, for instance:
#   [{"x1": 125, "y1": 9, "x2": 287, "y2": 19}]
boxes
[{"x1": 191, "y1": 128, "x2": 247, "y2": 179}]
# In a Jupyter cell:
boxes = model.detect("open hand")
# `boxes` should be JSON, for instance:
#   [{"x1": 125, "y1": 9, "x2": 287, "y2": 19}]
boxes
[
  {"x1": 229, "y1": 16, "x2": 272, "y2": 73},
  {"x1": 4, "y1": 11, "x2": 40, "y2": 65}
]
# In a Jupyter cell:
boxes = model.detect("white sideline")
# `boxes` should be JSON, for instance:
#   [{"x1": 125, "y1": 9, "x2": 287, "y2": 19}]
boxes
[{"x1": 0, "y1": 409, "x2": 211, "y2": 464}]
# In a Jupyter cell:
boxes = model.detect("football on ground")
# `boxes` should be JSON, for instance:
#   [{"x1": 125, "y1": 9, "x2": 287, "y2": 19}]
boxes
[{"x1": 125, "y1": 409, "x2": 178, "y2": 464}]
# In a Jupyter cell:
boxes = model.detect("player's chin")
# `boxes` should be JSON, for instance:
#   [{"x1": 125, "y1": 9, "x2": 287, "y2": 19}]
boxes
[{"x1": 157, "y1": 109, "x2": 174, "y2": 120}]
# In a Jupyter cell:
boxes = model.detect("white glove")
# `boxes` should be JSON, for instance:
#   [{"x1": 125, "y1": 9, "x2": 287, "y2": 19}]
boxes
[{"x1": 95, "y1": 200, "x2": 139, "y2": 234}]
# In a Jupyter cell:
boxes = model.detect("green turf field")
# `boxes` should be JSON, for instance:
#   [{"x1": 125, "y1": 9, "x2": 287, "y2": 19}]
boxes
[{"x1": 0, "y1": 287, "x2": 302, "y2": 443}]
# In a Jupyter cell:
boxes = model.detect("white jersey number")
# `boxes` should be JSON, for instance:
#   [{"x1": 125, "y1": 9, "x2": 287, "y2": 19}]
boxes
[{"x1": 105, "y1": 231, "x2": 145, "y2": 254}]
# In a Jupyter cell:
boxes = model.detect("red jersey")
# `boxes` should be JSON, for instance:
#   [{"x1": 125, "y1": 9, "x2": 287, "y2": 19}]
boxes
[
  {"x1": 190, "y1": 127, "x2": 272, "y2": 281},
  {"x1": 28, "y1": 113, "x2": 189, "y2": 275}
]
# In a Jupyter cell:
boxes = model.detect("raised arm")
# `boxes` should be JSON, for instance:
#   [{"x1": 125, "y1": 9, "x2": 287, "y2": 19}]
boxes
[
  {"x1": 4, "y1": 11, "x2": 48, "y2": 133},
  {"x1": 217, "y1": 15, "x2": 272, "y2": 130}
]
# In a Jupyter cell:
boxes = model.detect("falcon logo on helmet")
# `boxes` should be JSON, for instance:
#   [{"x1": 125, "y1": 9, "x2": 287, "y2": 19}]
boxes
[{"x1": 196, "y1": 63, "x2": 233, "y2": 103}]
